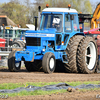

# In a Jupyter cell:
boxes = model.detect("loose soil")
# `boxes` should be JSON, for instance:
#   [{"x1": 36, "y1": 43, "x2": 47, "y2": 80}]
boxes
[
  {"x1": 0, "y1": 67, "x2": 100, "y2": 83},
  {"x1": 7, "y1": 90, "x2": 100, "y2": 100},
  {"x1": 0, "y1": 67, "x2": 100, "y2": 100}
]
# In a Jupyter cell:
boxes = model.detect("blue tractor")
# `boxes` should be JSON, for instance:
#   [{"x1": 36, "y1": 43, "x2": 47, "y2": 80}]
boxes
[{"x1": 8, "y1": 5, "x2": 98, "y2": 74}]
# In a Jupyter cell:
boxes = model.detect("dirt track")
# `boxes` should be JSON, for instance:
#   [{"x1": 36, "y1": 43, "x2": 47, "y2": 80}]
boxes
[
  {"x1": 8, "y1": 90, "x2": 100, "y2": 100},
  {"x1": 0, "y1": 67, "x2": 100, "y2": 100},
  {"x1": 0, "y1": 67, "x2": 100, "y2": 83}
]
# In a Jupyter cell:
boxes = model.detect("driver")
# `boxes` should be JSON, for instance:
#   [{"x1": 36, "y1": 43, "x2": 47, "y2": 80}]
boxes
[
  {"x1": 52, "y1": 23, "x2": 60, "y2": 28},
  {"x1": 52, "y1": 17, "x2": 60, "y2": 28}
]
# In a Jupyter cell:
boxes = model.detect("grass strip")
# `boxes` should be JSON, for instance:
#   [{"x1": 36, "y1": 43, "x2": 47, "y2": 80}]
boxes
[
  {"x1": 0, "y1": 81, "x2": 100, "y2": 90},
  {"x1": 0, "y1": 89, "x2": 66, "y2": 97},
  {"x1": 0, "y1": 88, "x2": 100, "y2": 97},
  {"x1": 0, "y1": 81, "x2": 99, "y2": 97}
]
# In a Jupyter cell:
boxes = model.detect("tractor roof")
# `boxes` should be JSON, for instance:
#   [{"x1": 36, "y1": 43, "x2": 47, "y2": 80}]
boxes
[{"x1": 42, "y1": 8, "x2": 78, "y2": 13}]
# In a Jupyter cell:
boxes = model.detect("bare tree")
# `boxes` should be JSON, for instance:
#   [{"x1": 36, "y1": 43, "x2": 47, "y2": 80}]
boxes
[{"x1": 9, "y1": 0, "x2": 20, "y2": 4}]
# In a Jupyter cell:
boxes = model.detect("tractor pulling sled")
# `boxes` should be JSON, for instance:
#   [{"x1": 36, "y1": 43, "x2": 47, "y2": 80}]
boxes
[{"x1": 8, "y1": 5, "x2": 98, "y2": 74}]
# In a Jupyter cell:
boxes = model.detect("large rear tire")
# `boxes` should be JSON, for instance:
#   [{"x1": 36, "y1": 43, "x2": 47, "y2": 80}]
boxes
[
  {"x1": 77, "y1": 37, "x2": 98, "y2": 74},
  {"x1": 11, "y1": 41, "x2": 23, "y2": 51},
  {"x1": 19, "y1": 41, "x2": 25, "y2": 48},
  {"x1": 42, "y1": 52, "x2": 56, "y2": 74},
  {"x1": 64, "y1": 35, "x2": 84, "y2": 73},
  {"x1": 8, "y1": 51, "x2": 21, "y2": 72},
  {"x1": 25, "y1": 61, "x2": 42, "y2": 72}
]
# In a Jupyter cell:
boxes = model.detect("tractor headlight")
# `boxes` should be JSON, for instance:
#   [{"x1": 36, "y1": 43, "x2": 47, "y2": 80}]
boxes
[{"x1": 42, "y1": 48, "x2": 45, "y2": 52}]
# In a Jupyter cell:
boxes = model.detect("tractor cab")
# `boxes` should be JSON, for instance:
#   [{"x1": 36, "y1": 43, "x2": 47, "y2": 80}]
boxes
[
  {"x1": 25, "y1": 6, "x2": 81, "y2": 54},
  {"x1": 40, "y1": 7, "x2": 80, "y2": 50}
]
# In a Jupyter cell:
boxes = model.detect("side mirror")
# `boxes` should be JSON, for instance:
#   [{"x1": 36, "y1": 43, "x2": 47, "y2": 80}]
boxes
[{"x1": 70, "y1": 15, "x2": 74, "y2": 20}]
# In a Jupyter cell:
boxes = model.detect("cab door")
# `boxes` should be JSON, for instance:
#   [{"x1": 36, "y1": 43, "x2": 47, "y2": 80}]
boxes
[{"x1": 63, "y1": 14, "x2": 72, "y2": 50}]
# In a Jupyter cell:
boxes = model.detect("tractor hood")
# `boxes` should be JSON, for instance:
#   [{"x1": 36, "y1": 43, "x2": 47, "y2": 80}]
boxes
[
  {"x1": 25, "y1": 28, "x2": 56, "y2": 51},
  {"x1": 25, "y1": 28, "x2": 56, "y2": 38}
]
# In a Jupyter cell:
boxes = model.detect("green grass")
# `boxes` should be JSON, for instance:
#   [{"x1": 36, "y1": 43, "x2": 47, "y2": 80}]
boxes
[
  {"x1": 0, "y1": 81, "x2": 100, "y2": 97},
  {"x1": 80, "y1": 87, "x2": 100, "y2": 92},
  {"x1": 0, "y1": 89, "x2": 66, "y2": 97},
  {"x1": 0, "y1": 82, "x2": 60, "y2": 89},
  {"x1": 67, "y1": 81, "x2": 100, "y2": 86},
  {"x1": 0, "y1": 81, "x2": 100, "y2": 90}
]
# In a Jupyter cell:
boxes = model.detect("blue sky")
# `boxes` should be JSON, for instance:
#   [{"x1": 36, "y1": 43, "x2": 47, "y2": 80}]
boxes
[{"x1": 0, "y1": 0, "x2": 100, "y2": 4}]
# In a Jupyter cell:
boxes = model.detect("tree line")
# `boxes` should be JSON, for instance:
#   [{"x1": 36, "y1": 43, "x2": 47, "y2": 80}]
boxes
[{"x1": 0, "y1": 0, "x2": 99, "y2": 27}]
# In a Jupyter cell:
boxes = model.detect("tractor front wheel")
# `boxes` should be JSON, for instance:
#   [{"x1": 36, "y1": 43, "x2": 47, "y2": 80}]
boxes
[{"x1": 42, "y1": 52, "x2": 56, "y2": 74}]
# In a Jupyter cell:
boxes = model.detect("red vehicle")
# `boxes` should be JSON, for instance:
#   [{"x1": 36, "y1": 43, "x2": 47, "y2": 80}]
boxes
[
  {"x1": 0, "y1": 38, "x2": 6, "y2": 48},
  {"x1": 0, "y1": 38, "x2": 6, "y2": 60},
  {"x1": 84, "y1": 28, "x2": 100, "y2": 35}
]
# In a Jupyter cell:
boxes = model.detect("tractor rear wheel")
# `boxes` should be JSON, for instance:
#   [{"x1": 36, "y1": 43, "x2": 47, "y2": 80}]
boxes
[
  {"x1": 77, "y1": 37, "x2": 98, "y2": 74},
  {"x1": 25, "y1": 61, "x2": 42, "y2": 72},
  {"x1": 8, "y1": 50, "x2": 21, "y2": 72},
  {"x1": 19, "y1": 41, "x2": 25, "y2": 48},
  {"x1": 11, "y1": 41, "x2": 23, "y2": 51},
  {"x1": 42, "y1": 52, "x2": 56, "y2": 74},
  {"x1": 64, "y1": 35, "x2": 84, "y2": 73}
]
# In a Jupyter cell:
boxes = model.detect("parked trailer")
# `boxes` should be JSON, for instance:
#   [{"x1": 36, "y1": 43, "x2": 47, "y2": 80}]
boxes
[{"x1": 8, "y1": 5, "x2": 98, "y2": 74}]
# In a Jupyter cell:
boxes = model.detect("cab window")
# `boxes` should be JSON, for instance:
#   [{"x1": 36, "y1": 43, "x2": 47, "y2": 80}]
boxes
[
  {"x1": 40, "y1": 14, "x2": 63, "y2": 32},
  {"x1": 65, "y1": 14, "x2": 72, "y2": 32},
  {"x1": 73, "y1": 14, "x2": 79, "y2": 31}
]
